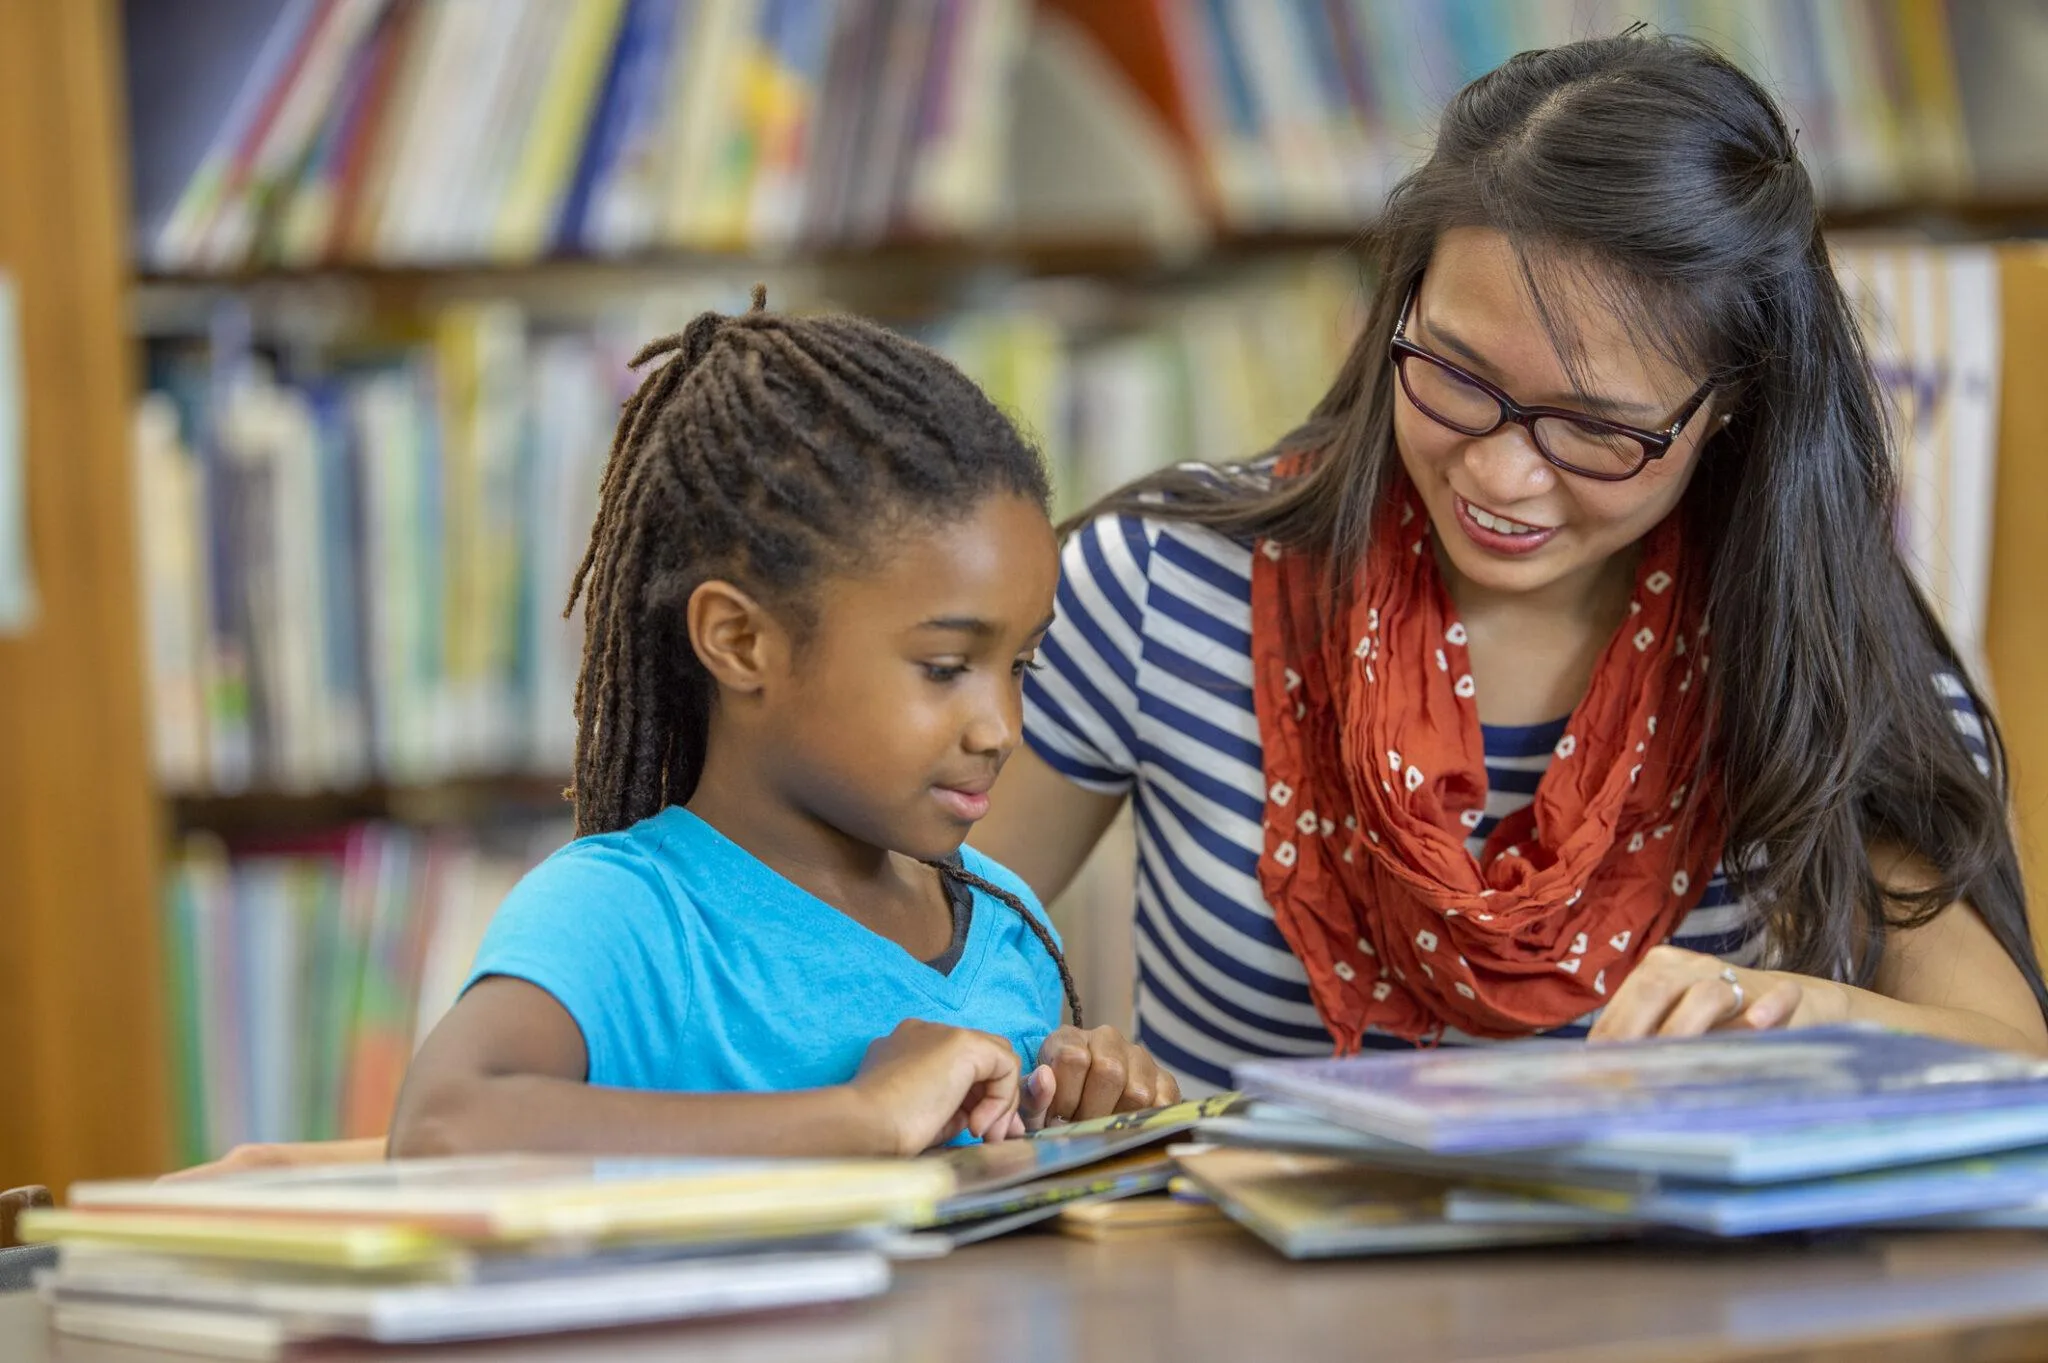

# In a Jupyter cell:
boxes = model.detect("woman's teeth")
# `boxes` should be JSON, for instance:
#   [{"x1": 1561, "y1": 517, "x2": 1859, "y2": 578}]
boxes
[{"x1": 1469, "y1": 504, "x2": 1545, "y2": 535}]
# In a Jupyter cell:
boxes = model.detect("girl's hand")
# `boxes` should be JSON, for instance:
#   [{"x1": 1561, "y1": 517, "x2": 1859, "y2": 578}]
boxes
[
  {"x1": 848, "y1": 1019, "x2": 1033, "y2": 1154},
  {"x1": 1587, "y1": 944, "x2": 1849, "y2": 1042},
  {"x1": 1032, "y1": 1025, "x2": 1182, "y2": 1125},
  {"x1": 159, "y1": 1136, "x2": 387, "y2": 1182}
]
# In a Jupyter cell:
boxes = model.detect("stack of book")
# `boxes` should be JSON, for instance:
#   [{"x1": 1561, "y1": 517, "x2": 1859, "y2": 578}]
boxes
[
  {"x1": 20, "y1": 1114, "x2": 1229, "y2": 1354},
  {"x1": 1165, "y1": 1026, "x2": 2048, "y2": 1258},
  {"x1": 22, "y1": 1155, "x2": 950, "y2": 1356}
]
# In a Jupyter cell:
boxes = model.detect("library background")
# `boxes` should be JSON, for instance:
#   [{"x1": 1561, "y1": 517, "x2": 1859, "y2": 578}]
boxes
[{"x1": 6, "y1": 0, "x2": 2048, "y2": 1197}]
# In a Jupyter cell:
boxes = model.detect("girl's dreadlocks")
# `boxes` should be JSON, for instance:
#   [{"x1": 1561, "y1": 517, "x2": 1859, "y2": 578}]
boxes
[{"x1": 565, "y1": 287, "x2": 1083, "y2": 1027}]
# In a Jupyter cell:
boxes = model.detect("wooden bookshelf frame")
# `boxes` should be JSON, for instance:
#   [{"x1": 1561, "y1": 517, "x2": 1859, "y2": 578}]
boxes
[
  {"x1": 1989, "y1": 246, "x2": 2048, "y2": 928},
  {"x1": 0, "y1": 0, "x2": 170, "y2": 1194}
]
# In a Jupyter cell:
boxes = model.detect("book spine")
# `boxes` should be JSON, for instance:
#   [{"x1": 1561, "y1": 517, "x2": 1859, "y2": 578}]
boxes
[{"x1": 154, "y1": 0, "x2": 326, "y2": 269}]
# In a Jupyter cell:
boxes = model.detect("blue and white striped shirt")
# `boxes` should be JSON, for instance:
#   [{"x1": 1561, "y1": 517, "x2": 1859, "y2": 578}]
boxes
[{"x1": 1022, "y1": 509, "x2": 1993, "y2": 1092}]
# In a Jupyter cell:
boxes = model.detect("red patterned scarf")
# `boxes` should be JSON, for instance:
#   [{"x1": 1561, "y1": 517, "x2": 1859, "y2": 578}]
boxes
[{"x1": 1249, "y1": 467, "x2": 1723, "y2": 1046}]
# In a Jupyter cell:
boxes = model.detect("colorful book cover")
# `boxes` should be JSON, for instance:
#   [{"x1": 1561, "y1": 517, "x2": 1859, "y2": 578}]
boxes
[
  {"x1": 40, "y1": 1250, "x2": 890, "y2": 1349},
  {"x1": 340, "y1": 824, "x2": 418, "y2": 1138},
  {"x1": 1235, "y1": 1026, "x2": 2048, "y2": 1154},
  {"x1": 339, "y1": 0, "x2": 440, "y2": 261},
  {"x1": 432, "y1": 0, "x2": 553, "y2": 260},
  {"x1": 907, "y1": 0, "x2": 1033, "y2": 238},
  {"x1": 270, "y1": 1, "x2": 397, "y2": 266},
  {"x1": 1480, "y1": 1146, "x2": 2048, "y2": 1238},
  {"x1": 1057, "y1": 1192, "x2": 1232, "y2": 1240},
  {"x1": 842, "y1": 0, "x2": 940, "y2": 243},
  {"x1": 555, "y1": 0, "x2": 662, "y2": 253},
  {"x1": 21, "y1": 1211, "x2": 454, "y2": 1271},
  {"x1": 198, "y1": 305, "x2": 257, "y2": 793},
  {"x1": 662, "y1": 0, "x2": 758, "y2": 247},
  {"x1": 161, "y1": 851, "x2": 212, "y2": 1168},
  {"x1": 205, "y1": 0, "x2": 385, "y2": 269},
  {"x1": 931, "y1": 1126, "x2": 1193, "y2": 1221},
  {"x1": 799, "y1": 0, "x2": 885, "y2": 243},
  {"x1": 740, "y1": 0, "x2": 838, "y2": 248},
  {"x1": 579, "y1": 0, "x2": 692, "y2": 254},
  {"x1": 1175, "y1": 1148, "x2": 1608, "y2": 1258},
  {"x1": 152, "y1": 0, "x2": 325, "y2": 269},
  {"x1": 933, "y1": 1153, "x2": 1177, "y2": 1245},
  {"x1": 1892, "y1": 0, "x2": 1971, "y2": 197},
  {"x1": 64, "y1": 1155, "x2": 953, "y2": 1243},
  {"x1": 492, "y1": 0, "x2": 629, "y2": 260},
  {"x1": 1215, "y1": 1096, "x2": 2048, "y2": 1189}
]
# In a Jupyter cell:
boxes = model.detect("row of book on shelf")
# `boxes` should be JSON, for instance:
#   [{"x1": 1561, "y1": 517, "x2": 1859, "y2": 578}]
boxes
[
  {"x1": 31, "y1": 1027, "x2": 2048, "y2": 1355},
  {"x1": 130, "y1": 0, "x2": 2012, "y2": 272},
  {"x1": 131, "y1": 257, "x2": 1359, "y2": 795},
  {"x1": 133, "y1": 241, "x2": 2000, "y2": 800},
  {"x1": 161, "y1": 818, "x2": 571, "y2": 1167}
]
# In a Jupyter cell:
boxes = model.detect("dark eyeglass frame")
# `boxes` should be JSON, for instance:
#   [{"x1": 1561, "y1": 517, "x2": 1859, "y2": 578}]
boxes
[{"x1": 1388, "y1": 283, "x2": 1716, "y2": 482}]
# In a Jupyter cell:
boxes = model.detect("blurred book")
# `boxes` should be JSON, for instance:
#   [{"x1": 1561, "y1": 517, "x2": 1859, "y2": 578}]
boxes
[
  {"x1": 43, "y1": 1251, "x2": 885, "y2": 1357},
  {"x1": 1173, "y1": 1148, "x2": 1607, "y2": 1259},
  {"x1": 0, "y1": 271, "x2": 32, "y2": 634},
  {"x1": 132, "y1": 262, "x2": 1359, "y2": 789},
  {"x1": 57, "y1": 1154, "x2": 949, "y2": 1240},
  {"x1": 161, "y1": 820, "x2": 568, "y2": 1163},
  {"x1": 1056, "y1": 1190, "x2": 1232, "y2": 1241},
  {"x1": 27, "y1": 1155, "x2": 942, "y2": 1355},
  {"x1": 1234, "y1": 1026, "x2": 2048, "y2": 1155},
  {"x1": 1044, "y1": 0, "x2": 1983, "y2": 232},
  {"x1": 128, "y1": 0, "x2": 2011, "y2": 269},
  {"x1": 920, "y1": 1123, "x2": 1194, "y2": 1244},
  {"x1": 1203, "y1": 1101, "x2": 2048, "y2": 1188},
  {"x1": 926, "y1": 1149, "x2": 1178, "y2": 1246},
  {"x1": 1832, "y1": 242, "x2": 2002, "y2": 680},
  {"x1": 132, "y1": 0, "x2": 1035, "y2": 269},
  {"x1": 1440, "y1": 1147, "x2": 2048, "y2": 1237}
]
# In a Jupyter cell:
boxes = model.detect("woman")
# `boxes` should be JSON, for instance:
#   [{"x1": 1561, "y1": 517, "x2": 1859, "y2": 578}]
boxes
[{"x1": 974, "y1": 31, "x2": 2048, "y2": 1094}]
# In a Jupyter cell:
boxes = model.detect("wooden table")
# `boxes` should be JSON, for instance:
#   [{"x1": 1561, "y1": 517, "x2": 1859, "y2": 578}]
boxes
[{"x1": 10, "y1": 1225, "x2": 2048, "y2": 1362}]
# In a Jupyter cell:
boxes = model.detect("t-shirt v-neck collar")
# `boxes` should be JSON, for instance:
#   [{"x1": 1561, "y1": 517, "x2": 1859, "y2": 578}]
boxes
[{"x1": 663, "y1": 808, "x2": 994, "y2": 1006}]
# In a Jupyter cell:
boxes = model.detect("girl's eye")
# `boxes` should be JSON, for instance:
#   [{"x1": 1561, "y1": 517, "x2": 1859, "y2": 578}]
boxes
[
  {"x1": 1012, "y1": 656, "x2": 1044, "y2": 677},
  {"x1": 923, "y1": 664, "x2": 967, "y2": 683}
]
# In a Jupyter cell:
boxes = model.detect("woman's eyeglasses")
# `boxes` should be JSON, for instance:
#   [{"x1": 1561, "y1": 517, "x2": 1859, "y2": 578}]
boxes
[{"x1": 1389, "y1": 284, "x2": 1715, "y2": 482}]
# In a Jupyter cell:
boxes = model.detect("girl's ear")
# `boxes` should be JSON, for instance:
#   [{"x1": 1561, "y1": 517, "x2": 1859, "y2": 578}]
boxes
[{"x1": 687, "y1": 579, "x2": 788, "y2": 696}]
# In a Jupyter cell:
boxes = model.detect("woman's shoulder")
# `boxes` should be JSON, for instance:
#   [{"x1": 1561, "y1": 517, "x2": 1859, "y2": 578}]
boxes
[{"x1": 1066, "y1": 461, "x2": 1269, "y2": 580}]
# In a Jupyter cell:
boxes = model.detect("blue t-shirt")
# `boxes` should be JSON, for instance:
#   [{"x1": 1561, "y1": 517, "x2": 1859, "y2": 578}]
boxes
[{"x1": 464, "y1": 806, "x2": 1067, "y2": 1093}]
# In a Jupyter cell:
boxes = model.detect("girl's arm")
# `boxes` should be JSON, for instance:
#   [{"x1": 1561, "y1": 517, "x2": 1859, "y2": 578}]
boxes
[
  {"x1": 1591, "y1": 844, "x2": 2048, "y2": 1053},
  {"x1": 975, "y1": 747, "x2": 1126, "y2": 904},
  {"x1": 388, "y1": 978, "x2": 1037, "y2": 1160}
]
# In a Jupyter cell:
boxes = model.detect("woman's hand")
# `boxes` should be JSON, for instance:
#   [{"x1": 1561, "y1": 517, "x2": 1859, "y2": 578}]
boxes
[
  {"x1": 1587, "y1": 944, "x2": 1849, "y2": 1042},
  {"x1": 847, "y1": 1018, "x2": 1040, "y2": 1154},
  {"x1": 1032, "y1": 1025, "x2": 1182, "y2": 1124}
]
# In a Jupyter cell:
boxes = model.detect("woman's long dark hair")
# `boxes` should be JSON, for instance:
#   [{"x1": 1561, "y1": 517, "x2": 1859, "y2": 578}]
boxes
[{"x1": 1079, "y1": 32, "x2": 2045, "y2": 1015}]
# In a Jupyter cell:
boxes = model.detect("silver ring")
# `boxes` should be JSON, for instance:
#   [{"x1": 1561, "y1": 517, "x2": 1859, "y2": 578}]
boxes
[{"x1": 1720, "y1": 965, "x2": 1745, "y2": 1016}]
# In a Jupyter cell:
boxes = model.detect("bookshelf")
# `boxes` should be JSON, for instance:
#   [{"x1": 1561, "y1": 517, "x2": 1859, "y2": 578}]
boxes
[{"x1": 11, "y1": 0, "x2": 2048, "y2": 1185}]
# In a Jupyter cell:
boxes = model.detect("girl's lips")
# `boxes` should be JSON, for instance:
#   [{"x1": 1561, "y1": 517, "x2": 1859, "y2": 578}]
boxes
[
  {"x1": 1452, "y1": 494, "x2": 1560, "y2": 557},
  {"x1": 933, "y1": 787, "x2": 992, "y2": 822}
]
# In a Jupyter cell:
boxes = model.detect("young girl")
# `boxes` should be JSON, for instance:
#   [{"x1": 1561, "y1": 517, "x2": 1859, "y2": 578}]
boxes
[
  {"x1": 976, "y1": 31, "x2": 2048, "y2": 1089},
  {"x1": 387, "y1": 293, "x2": 1176, "y2": 1159}
]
